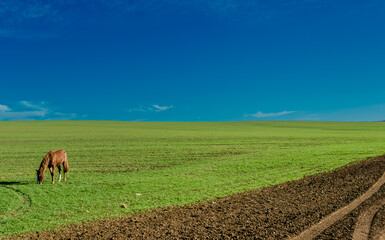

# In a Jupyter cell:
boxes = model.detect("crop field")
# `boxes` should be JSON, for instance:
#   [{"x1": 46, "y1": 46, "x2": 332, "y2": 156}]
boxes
[{"x1": 1, "y1": 121, "x2": 385, "y2": 238}]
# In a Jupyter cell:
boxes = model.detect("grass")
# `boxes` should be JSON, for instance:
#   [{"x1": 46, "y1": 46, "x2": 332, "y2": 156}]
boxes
[{"x1": 1, "y1": 120, "x2": 385, "y2": 237}]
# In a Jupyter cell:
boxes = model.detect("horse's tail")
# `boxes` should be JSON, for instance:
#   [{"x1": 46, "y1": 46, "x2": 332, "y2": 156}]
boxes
[{"x1": 63, "y1": 151, "x2": 70, "y2": 173}]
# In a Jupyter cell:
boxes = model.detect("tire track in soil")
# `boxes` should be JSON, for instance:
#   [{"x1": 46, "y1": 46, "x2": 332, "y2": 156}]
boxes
[
  {"x1": 290, "y1": 172, "x2": 385, "y2": 240},
  {"x1": 352, "y1": 199, "x2": 385, "y2": 240},
  {"x1": 374, "y1": 229, "x2": 385, "y2": 240},
  {"x1": 0, "y1": 185, "x2": 32, "y2": 216}
]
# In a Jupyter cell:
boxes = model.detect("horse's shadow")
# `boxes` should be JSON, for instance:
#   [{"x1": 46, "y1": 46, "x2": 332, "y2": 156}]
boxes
[{"x1": 0, "y1": 181, "x2": 28, "y2": 186}]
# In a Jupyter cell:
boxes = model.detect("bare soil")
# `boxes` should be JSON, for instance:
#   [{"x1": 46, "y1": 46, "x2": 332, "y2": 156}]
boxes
[{"x1": 8, "y1": 155, "x2": 385, "y2": 240}]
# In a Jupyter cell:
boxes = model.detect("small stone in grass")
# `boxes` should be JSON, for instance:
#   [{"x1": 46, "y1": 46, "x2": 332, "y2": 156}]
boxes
[
  {"x1": 136, "y1": 193, "x2": 142, "y2": 196},
  {"x1": 121, "y1": 204, "x2": 127, "y2": 208}
]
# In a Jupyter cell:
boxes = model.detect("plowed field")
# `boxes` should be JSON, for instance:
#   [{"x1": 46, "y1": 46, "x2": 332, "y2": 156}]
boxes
[{"x1": 10, "y1": 155, "x2": 385, "y2": 240}]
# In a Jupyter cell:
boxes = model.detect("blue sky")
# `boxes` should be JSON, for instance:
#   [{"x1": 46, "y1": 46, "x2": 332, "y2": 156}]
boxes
[{"x1": 0, "y1": 0, "x2": 385, "y2": 121}]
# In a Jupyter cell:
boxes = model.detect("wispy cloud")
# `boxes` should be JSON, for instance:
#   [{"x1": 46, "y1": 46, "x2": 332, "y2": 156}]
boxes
[
  {"x1": 0, "y1": 102, "x2": 47, "y2": 120},
  {"x1": 131, "y1": 119, "x2": 146, "y2": 122},
  {"x1": 152, "y1": 105, "x2": 173, "y2": 112},
  {"x1": 128, "y1": 104, "x2": 174, "y2": 113},
  {"x1": 128, "y1": 105, "x2": 152, "y2": 113},
  {"x1": 0, "y1": 104, "x2": 11, "y2": 112},
  {"x1": 244, "y1": 111, "x2": 296, "y2": 118},
  {"x1": 20, "y1": 100, "x2": 47, "y2": 110},
  {"x1": 0, "y1": 101, "x2": 79, "y2": 121}
]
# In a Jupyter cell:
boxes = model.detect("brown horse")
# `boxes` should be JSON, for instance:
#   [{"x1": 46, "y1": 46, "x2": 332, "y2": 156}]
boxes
[{"x1": 36, "y1": 150, "x2": 69, "y2": 184}]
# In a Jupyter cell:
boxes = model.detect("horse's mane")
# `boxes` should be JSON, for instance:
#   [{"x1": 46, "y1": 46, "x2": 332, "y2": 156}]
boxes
[{"x1": 39, "y1": 151, "x2": 52, "y2": 171}]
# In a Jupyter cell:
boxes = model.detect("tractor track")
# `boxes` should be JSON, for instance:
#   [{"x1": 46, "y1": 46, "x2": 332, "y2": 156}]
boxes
[
  {"x1": 352, "y1": 199, "x2": 385, "y2": 240},
  {"x1": 291, "y1": 171, "x2": 385, "y2": 240},
  {"x1": 0, "y1": 185, "x2": 31, "y2": 217}
]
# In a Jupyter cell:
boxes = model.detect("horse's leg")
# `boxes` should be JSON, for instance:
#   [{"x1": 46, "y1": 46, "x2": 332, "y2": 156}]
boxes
[
  {"x1": 58, "y1": 165, "x2": 62, "y2": 182},
  {"x1": 64, "y1": 164, "x2": 67, "y2": 182},
  {"x1": 49, "y1": 167, "x2": 55, "y2": 184}
]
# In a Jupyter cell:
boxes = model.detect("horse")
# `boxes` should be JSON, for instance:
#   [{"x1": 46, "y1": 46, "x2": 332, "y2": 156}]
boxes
[{"x1": 36, "y1": 150, "x2": 69, "y2": 184}]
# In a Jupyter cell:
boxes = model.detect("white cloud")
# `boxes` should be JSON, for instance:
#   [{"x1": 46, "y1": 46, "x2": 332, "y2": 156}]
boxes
[
  {"x1": 131, "y1": 119, "x2": 146, "y2": 122},
  {"x1": 0, "y1": 104, "x2": 11, "y2": 112},
  {"x1": 0, "y1": 101, "x2": 78, "y2": 121},
  {"x1": 0, "y1": 111, "x2": 46, "y2": 120},
  {"x1": 20, "y1": 101, "x2": 47, "y2": 110},
  {"x1": 128, "y1": 105, "x2": 151, "y2": 113},
  {"x1": 128, "y1": 104, "x2": 174, "y2": 113},
  {"x1": 152, "y1": 105, "x2": 173, "y2": 112},
  {"x1": 244, "y1": 111, "x2": 296, "y2": 118},
  {"x1": 0, "y1": 101, "x2": 48, "y2": 120},
  {"x1": 46, "y1": 112, "x2": 79, "y2": 120}
]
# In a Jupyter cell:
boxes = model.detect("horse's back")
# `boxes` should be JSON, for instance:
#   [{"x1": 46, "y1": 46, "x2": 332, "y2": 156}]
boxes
[{"x1": 52, "y1": 150, "x2": 67, "y2": 165}]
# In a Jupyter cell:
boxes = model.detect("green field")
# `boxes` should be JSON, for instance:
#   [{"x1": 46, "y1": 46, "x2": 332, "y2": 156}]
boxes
[{"x1": 1, "y1": 121, "x2": 385, "y2": 237}]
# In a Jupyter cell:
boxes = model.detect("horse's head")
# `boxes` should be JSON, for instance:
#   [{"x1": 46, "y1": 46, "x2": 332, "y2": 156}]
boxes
[{"x1": 36, "y1": 169, "x2": 45, "y2": 184}]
